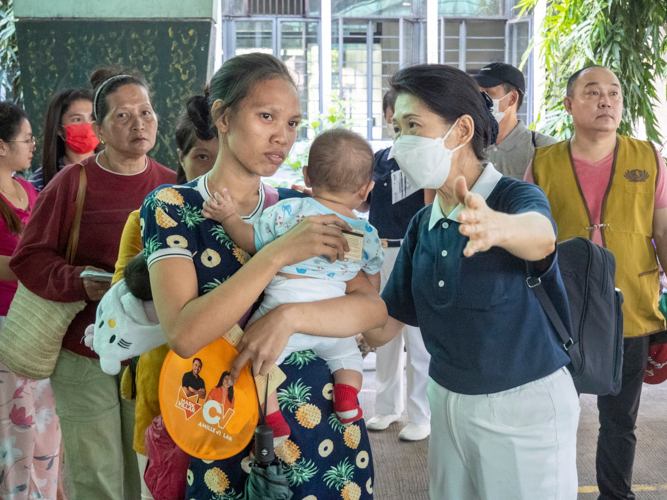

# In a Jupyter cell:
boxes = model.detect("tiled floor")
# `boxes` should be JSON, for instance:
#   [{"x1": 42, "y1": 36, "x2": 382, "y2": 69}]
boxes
[{"x1": 360, "y1": 353, "x2": 667, "y2": 500}]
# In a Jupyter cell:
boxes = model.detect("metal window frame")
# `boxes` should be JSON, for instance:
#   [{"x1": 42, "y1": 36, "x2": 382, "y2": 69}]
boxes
[
  {"x1": 333, "y1": 16, "x2": 416, "y2": 139},
  {"x1": 223, "y1": 16, "x2": 323, "y2": 131},
  {"x1": 506, "y1": 16, "x2": 534, "y2": 123},
  {"x1": 218, "y1": 0, "x2": 537, "y2": 140}
]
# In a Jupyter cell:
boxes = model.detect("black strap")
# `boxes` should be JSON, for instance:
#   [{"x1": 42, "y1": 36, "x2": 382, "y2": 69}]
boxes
[
  {"x1": 527, "y1": 277, "x2": 573, "y2": 351},
  {"x1": 252, "y1": 366, "x2": 270, "y2": 426},
  {"x1": 531, "y1": 130, "x2": 537, "y2": 148}
]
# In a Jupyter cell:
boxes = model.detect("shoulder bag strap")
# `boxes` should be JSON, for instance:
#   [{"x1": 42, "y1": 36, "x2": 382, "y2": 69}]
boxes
[
  {"x1": 65, "y1": 165, "x2": 87, "y2": 265},
  {"x1": 526, "y1": 276, "x2": 574, "y2": 352},
  {"x1": 262, "y1": 183, "x2": 280, "y2": 209},
  {"x1": 531, "y1": 130, "x2": 537, "y2": 148}
]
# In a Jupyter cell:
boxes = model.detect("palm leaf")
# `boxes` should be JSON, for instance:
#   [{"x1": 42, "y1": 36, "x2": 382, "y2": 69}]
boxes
[{"x1": 285, "y1": 458, "x2": 318, "y2": 487}]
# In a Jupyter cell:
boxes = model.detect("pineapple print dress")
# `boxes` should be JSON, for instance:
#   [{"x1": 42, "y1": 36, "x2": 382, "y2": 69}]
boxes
[{"x1": 140, "y1": 175, "x2": 375, "y2": 500}]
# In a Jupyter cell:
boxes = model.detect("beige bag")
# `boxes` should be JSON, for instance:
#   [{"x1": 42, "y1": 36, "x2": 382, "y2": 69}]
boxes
[{"x1": 0, "y1": 165, "x2": 88, "y2": 379}]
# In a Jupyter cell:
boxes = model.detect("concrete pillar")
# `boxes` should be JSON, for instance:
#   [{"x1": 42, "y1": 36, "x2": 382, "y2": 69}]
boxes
[{"x1": 14, "y1": 0, "x2": 218, "y2": 170}]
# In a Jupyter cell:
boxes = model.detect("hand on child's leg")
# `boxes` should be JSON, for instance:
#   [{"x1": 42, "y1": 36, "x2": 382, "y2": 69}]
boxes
[
  {"x1": 202, "y1": 188, "x2": 236, "y2": 222},
  {"x1": 332, "y1": 368, "x2": 364, "y2": 424}
]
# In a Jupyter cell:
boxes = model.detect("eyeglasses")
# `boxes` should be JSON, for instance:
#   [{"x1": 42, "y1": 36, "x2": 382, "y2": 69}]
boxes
[{"x1": 8, "y1": 137, "x2": 36, "y2": 145}]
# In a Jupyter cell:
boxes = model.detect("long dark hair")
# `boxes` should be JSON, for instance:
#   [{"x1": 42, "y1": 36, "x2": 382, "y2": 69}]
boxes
[
  {"x1": 208, "y1": 53, "x2": 296, "y2": 125},
  {"x1": 41, "y1": 88, "x2": 93, "y2": 189},
  {"x1": 90, "y1": 65, "x2": 151, "y2": 123},
  {"x1": 390, "y1": 64, "x2": 498, "y2": 160},
  {"x1": 0, "y1": 102, "x2": 28, "y2": 235},
  {"x1": 215, "y1": 371, "x2": 234, "y2": 403},
  {"x1": 175, "y1": 91, "x2": 218, "y2": 184}
]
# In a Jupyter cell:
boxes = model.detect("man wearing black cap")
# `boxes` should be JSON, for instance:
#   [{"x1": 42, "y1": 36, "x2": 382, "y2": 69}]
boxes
[{"x1": 475, "y1": 62, "x2": 556, "y2": 179}]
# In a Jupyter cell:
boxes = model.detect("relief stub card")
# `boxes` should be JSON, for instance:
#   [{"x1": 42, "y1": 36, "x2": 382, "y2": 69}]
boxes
[{"x1": 342, "y1": 229, "x2": 364, "y2": 261}]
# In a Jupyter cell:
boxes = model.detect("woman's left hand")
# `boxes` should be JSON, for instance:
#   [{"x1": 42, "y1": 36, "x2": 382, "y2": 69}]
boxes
[
  {"x1": 230, "y1": 304, "x2": 294, "y2": 383},
  {"x1": 455, "y1": 176, "x2": 506, "y2": 257}
]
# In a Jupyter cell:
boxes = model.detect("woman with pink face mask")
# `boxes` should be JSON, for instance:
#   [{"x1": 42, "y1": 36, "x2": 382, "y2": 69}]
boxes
[{"x1": 29, "y1": 89, "x2": 99, "y2": 192}]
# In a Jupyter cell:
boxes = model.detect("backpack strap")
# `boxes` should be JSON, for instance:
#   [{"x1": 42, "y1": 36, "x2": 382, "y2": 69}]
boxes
[
  {"x1": 262, "y1": 183, "x2": 279, "y2": 210},
  {"x1": 531, "y1": 130, "x2": 537, "y2": 148},
  {"x1": 526, "y1": 276, "x2": 574, "y2": 352}
]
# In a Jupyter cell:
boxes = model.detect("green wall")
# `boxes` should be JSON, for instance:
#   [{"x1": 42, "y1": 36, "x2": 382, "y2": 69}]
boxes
[
  {"x1": 16, "y1": 19, "x2": 213, "y2": 171},
  {"x1": 14, "y1": 0, "x2": 217, "y2": 19}
]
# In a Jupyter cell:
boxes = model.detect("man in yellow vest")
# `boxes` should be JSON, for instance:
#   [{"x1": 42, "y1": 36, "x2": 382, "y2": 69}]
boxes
[{"x1": 526, "y1": 65, "x2": 667, "y2": 500}]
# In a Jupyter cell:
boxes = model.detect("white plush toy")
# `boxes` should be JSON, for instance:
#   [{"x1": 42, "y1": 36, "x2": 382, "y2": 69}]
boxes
[{"x1": 85, "y1": 279, "x2": 166, "y2": 375}]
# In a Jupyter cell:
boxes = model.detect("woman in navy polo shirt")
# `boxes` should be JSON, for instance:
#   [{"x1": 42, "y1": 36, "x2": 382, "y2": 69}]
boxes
[{"x1": 364, "y1": 64, "x2": 580, "y2": 499}]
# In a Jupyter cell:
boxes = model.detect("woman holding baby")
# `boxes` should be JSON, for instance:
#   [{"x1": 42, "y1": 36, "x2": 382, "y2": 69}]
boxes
[{"x1": 142, "y1": 53, "x2": 385, "y2": 498}]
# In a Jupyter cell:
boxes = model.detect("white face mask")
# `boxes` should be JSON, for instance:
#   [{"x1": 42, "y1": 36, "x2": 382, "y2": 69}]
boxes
[
  {"x1": 388, "y1": 118, "x2": 468, "y2": 190},
  {"x1": 490, "y1": 92, "x2": 512, "y2": 123}
]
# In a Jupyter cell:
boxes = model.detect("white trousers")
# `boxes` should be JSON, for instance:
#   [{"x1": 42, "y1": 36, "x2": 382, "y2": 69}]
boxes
[
  {"x1": 249, "y1": 276, "x2": 364, "y2": 374},
  {"x1": 375, "y1": 246, "x2": 431, "y2": 424},
  {"x1": 136, "y1": 452, "x2": 154, "y2": 500},
  {"x1": 428, "y1": 367, "x2": 580, "y2": 500}
]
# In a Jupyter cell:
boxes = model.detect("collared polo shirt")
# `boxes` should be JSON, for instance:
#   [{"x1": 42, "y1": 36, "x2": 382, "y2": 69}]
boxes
[
  {"x1": 486, "y1": 120, "x2": 557, "y2": 180},
  {"x1": 182, "y1": 371, "x2": 206, "y2": 392},
  {"x1": 368, "y1": 147, "x2": 425, "y2": 240},
  {"x1": 382, "y1": 163, "x2": 571, "y2": 395}
]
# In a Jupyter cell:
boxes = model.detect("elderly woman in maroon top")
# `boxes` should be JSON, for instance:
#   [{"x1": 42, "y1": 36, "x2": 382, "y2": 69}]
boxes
[{"x1": 10, "y1": 67, "x2": 175, "y2": 500}]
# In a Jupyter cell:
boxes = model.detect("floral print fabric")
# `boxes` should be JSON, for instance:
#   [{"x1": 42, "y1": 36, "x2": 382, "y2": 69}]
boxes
[
  {"x1": 186, "y1": 352, "x2": 374, "y2": 500},
  {"x1": 0, "y1": 359, "x2": 60, "y2": 499}
]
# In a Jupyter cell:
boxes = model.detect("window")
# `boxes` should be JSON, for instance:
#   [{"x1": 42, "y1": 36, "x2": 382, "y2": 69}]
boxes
[
  {"x1": 332, "y1": 19, "x2": 419, "y2": 140},
  {"x1": 438, "y1": 0, "x2": 504, "y2": 16},
  {"x1": 280, "y1": 21, "x2": 321, "y2": 137},
  {"x1": 230, "y1": 19, "x2": 321, "y2": 135},
  {"x1": 235, "y1": 20, "x2": 274, "y2": 56},
  {"x1": 332, "y1": 0, "x2": 415, "y2": 17},
  {"x1": 507, "y1": 19, "x2": 532, "y2": 123},
  {"x1": 249, "y1": 0, "x2": 304, "y2": 16},
  {"x1": 218, "y1": 0, "x2": 537, "y2": 140}
]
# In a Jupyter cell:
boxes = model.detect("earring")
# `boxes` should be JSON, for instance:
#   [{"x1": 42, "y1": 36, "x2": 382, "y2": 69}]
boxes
[{"x1": 100, "y1": 139, "x2": 105, "y2": 145}]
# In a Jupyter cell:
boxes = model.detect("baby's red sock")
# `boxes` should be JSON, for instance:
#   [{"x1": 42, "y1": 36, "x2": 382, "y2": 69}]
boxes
[
  {"x1": 266, "y1": 411, "x2": 290, "y2": 447},
  {"x1": 333, "y1": 384, "x2": 363, "y2": 424}
]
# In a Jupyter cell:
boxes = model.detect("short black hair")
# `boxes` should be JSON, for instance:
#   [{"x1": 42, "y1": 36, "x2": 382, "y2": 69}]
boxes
[
  {"x1": 123, "y1": 252, "x2": 152, "y2": 301},
  {"x1": 193, "y1": 358, "x2": 202, "y2": 367},
  {"x1": 390, "y1": 64, "x2": 497, "y2": 161},
  {"x1": 382, "y1": 89, "x2": 398, "y2": 117},
  {"x1": 307, "y1": 128, "x2": 374, "y2": 193},
  {"x1": 501, "y1": 83, "x2": 524, "y2": 109},
  {"x1": 566, "y1": 65, "x2": 607, "y2": 98}
]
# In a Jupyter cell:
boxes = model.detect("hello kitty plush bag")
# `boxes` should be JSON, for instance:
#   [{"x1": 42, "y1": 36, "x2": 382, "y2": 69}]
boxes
[{"x1": 84, "y1": 279, "x2": 166, "y2": 375}]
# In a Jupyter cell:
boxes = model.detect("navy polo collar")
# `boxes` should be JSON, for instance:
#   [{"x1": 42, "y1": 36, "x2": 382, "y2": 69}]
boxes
[{"x1": 428, "y1": 163, "x2": 502, "y2": 230}]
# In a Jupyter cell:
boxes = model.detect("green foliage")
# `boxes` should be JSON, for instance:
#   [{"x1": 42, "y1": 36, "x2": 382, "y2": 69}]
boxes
[
  {"x1": 285, "y1": 458, "x2": 318, "y2": 487},
  {"x1": 284, "y1": 349, "x2": 317, "y2": 369},
  {"x1": 277, "y1": 379, "x2": 312, "y2": 412},
  {"x1": 328, "y1": 412, "x2": 346, "y2": 434},
  {"x1": 518, "y1": 0, "x2": 667, "y2": 143},
  {"x1": 277, "y1": 96, "x2": 366, "y2": 188},
  {"x1": 323, "y1": 457, "x2": 355, "y2": 489},
  {"x1": 0, "y1": 0, "x2": 21, "y2": 104}
]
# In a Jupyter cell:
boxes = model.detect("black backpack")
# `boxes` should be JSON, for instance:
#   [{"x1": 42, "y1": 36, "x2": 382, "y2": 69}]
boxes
[{"x1": 528, "y1": 237, "x2": 624, "y2": 396}]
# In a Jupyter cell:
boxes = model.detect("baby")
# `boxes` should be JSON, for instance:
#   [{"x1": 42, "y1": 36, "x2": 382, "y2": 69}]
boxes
[{"x1": 202, "y1": 128, "x2": 384, "y2": 443}]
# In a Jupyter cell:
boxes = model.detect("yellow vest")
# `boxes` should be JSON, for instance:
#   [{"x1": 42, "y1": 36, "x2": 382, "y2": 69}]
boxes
[{"x1": 533, "y1": 135, "x2": 665, "y2": 338}]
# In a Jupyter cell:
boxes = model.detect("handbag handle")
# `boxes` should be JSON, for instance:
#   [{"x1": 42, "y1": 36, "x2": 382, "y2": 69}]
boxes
[{"x1": 65, "y1": 165, "x2": 87, "y2": 265}]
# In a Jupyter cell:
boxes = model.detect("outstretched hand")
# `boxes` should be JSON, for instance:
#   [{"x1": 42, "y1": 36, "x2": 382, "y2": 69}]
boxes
[{"x1": 455, "y1": 176, "x2": 505, "y2": 257}]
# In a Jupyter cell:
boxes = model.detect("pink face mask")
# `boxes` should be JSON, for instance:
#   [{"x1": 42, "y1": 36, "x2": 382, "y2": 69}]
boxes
[{"x1": 64, "y1": 123, "x2": 99, "y2": 155}]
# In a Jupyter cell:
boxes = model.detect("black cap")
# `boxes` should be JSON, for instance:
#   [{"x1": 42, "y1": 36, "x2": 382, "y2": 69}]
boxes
[{"x1": 474, "y1": 62, "x2": 525, "y2": 94}]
